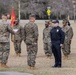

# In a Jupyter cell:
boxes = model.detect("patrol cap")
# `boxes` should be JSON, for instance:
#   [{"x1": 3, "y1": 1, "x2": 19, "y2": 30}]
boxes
[
  {"x1": 63, "y1": 19, "x2": 68, "y2": 23},
  {"x1": 48, "y1": 20, "x2": 52, "y2": 24},
  {"x1": 45, "y1": 21, "x2": 49, "y2": 25},
  {"x1": 29, "y1": 14, "x2": 36, "y2": 18},
  {"x1": 52, "y1": 20, "x2": 59, "y2": 24}
]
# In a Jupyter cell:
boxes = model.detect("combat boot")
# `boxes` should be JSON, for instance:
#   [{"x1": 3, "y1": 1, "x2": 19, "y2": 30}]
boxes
[
  {"x1": 28, "y1": 66, "x2": 31, "y2": 69},
  {"x1": 1, "y1": 64, "x2": 9, "y2": 68},
  {"x1": 63, "y1": 55, "x2": 68, "y2": 60},
  {"x1": 30, "y1": 66, "x2": 38, "y2": 70},
  {"x1": 30, "y1": 66, "x2": 35, "y2": 70},
  {"x1": 18, "y1": 53, "x2": 21, "y2": 57},
  {"x1": 16, "y1": 53, "x2": 18, "y2": 57}
]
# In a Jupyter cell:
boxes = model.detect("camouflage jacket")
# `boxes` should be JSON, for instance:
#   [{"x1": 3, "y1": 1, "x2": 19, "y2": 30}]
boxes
[
  {"x1": 13, "y1": 25, "x2": 23, "y2": 41},
  {"x1": 43, "y1": 26, "x2": 52, "y2": 43},
  {"x1": 24, "y1": 22, "x2": 38, "y2": 44},
  {"x1": 0, "y1": 21, "x2": 14, "y2": 42},
  {"x1": 62, "y1": 25, "x2": 73, "y2": 41}
]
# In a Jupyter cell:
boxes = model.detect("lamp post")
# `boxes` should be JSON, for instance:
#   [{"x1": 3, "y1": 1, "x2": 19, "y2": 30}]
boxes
[
  {"x1": 72, "y1": 0, "x2": 76, "y2": 22},
  {"x1": 18, "y1": 0, "x2": 21, "y2": 23}
]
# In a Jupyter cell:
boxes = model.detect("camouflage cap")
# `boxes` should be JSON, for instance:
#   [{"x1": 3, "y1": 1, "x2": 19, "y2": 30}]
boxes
[
  {"x1": 48, "y1": 20, "x2": 52, "y2": 24},
  {"x1": 29, "y1": 14, "x2": 36, "y2": 18},
  {"x1": 45, "y1": 21, "x2": 49, "y2": 25},
  {"x1": 63, "y1": 19, "x2": 68, "y2": 23}
]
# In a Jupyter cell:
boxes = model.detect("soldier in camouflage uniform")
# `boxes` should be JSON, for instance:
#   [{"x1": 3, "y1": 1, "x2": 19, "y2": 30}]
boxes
[
  {"x1": 43, "y1": 21, "x2": 52, "y2": 57},
  {"x1": 0, "y1": 14, "x2": 14, "y2": 68},
  {"x1": 62, "y1": 19, "x2": 73, "y2": 59},
  {"x1": 24, "y1": 15, "x2": 38, "y2": 69},
  {"x1": 12, "y1": 19, "x2": 23, "y2": 57}
]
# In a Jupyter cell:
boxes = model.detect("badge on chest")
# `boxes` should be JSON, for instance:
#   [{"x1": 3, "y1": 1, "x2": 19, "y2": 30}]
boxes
[{"x1": 57, "y1": 29, "x2": 59, "y2": 32}]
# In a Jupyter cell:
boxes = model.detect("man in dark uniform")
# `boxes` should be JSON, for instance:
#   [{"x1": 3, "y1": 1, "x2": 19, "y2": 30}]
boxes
[{"x1": 50, "y1": 20, "x2": 65, "y2": 68}]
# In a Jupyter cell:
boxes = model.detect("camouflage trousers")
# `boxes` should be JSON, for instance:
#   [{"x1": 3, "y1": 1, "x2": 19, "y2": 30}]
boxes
[
  {"x1": 44, "y1": 42, "x2": 52, "y2": 57},
  {"x1": 26, "y1": 43, "x2": 38, "y2": 67},
  {"x1": 0, "y1": 42, "x2": 10, "y2": 64},
  {"x1": 14, "y1": 40, "x2": 22, "y2": 54},
  {"x1": 62, "y1": 40, "x2": 71, "y2": 56}
]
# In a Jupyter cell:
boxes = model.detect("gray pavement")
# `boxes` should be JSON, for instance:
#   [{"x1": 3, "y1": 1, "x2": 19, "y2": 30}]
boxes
[{"x1": 0, "y1": 72, "x2": 33, "y2": 75}]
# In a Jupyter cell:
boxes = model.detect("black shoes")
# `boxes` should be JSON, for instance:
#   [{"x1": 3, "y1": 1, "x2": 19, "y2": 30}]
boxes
[{"x1": 52, "y1": 64, "x2": 61, "y2": 68}]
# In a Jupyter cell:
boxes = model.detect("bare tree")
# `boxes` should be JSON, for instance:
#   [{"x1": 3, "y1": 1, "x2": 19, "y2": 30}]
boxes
[
  {"x1": 0, "y1": 0, "x2": 75, "y2": 19},
  {"x1": 20, "y1": 0, "x2": 48, "y2": 18}
]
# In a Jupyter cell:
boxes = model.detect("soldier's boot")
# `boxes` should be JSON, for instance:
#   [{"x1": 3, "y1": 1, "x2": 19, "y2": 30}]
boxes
[
  {"x1": 28, "y1": 66, "x2": 31, "y2": 69},
  {"x1": 16, "y1": 53, "x2": 18, "y2": 57},
  {"x1": 63, "y1": 55, "x2": 68, "y2": 60},
  {"x1": 18, "y1": 53, "x2": 21, "y2": 57},
  {"x1": 1, "y1": 64, "x2": 9, "y2": 68},
  {"x1": 30, "y1": 66, "x2": 38, "y2": 70}
]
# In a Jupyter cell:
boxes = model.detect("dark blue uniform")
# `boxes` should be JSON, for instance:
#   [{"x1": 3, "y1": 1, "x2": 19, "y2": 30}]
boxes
[{"x1": 50, "y1": 26, "x2": 65, "y2": 67}]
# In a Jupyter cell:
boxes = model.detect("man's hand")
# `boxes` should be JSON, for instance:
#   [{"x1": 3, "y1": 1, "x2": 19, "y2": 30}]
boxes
[
  {"x1": 11, "y1": 37, "x2": 14, "y2": 42},
  {"x1": 67, "y1": 40, "x2": 71, "y2": 44},
  {"x1": 11, "y1": 39, "x2": 14, "y2": 42},
  {"x1": 60, "y1": 44, "x2": 63, "y2": 47}
]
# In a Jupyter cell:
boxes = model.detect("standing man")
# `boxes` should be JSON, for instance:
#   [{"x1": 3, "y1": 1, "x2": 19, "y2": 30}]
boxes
[
  {"x1": 43, "y1": 21, "x2": 52, "y2": 57},
  {"x1": 12, "y1": 19, "x2": 23, "y2": 57},
  {"x1": 62, "y1": 19, "x2": 73, "y2": 59},
  {"x1": 24, "y1": 14, "x2": 38, "y2": 69},
  {"x1": 50, "y1": 20, "x2": 65, "y2": 68},
  {"x1": 0, "y1": 14, "x2": 14, "y2": 68}
]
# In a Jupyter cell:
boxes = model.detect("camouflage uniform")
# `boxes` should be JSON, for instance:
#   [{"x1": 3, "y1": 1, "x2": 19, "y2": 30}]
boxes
[
  {"x1": 62, "y1": 25, "x2": 73, "y2": 56},
  {"x1": 13, "y1": 25, "x2": 23, "y2": 54},
  {"x1": 24, "y1": 22, "x2": 38, "y2": 67},
  {"x1": 0, "y1": 21, "x2": 14, "y2": 64},
  {"x1": 43, "y1": 26, "x2": 52, "y2": 57}
]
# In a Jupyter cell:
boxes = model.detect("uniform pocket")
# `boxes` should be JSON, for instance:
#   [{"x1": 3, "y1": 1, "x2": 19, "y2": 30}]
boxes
[{"x1": 26, "y1": 38, "x2": 34, "y2": 45}]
